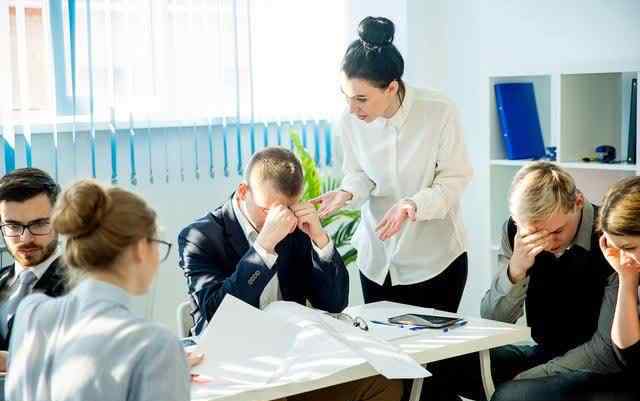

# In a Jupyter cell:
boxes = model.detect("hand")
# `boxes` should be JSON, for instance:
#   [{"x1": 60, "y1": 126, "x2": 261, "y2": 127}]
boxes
[
  {"x1": 256, "y1": 205, "x2": 297, "y2": 253},
  {"x1": 508, "y1": 227, "x2": 550, "y2": 283},
  {"x1": 291, "y1": 202, "x2": 329, "y2": 248},
  {"x1": 375, "y1": 199, "x2": 417, "y2": 241},
  {"x1": 310, "y1": 190, "x2": 353, "y2": 218},
  {"x1": 0, "y1": 350, "x2": 7, "y2": 373},
  {"x1": 186, "y1": 352, "x2": 208, "y2": 383},
  {"x1": 599, "y1": 234, "x2": 640, "y2": 285}
]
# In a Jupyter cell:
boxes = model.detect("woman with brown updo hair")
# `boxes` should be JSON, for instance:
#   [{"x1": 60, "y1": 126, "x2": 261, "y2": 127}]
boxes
[
  {"x1": 5, "y1": 180, "x2": 201, "y2": 401},
  {"x1": 599, "y1": 177, "x2": 640, "y2": 379}
]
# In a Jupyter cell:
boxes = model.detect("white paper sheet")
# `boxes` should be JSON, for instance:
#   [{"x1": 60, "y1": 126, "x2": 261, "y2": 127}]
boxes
[
  {"x1": 265, "y1": 302, "x2": 430, "y2": 379},
  {"x1": 190, "y1": 296, "x2": 430, "y2": 400}
]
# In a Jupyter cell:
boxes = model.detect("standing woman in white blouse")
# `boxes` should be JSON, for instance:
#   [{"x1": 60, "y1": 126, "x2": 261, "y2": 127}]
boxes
[{"x1": 313, "y1": 17, "x2": 473, "y2": 312}]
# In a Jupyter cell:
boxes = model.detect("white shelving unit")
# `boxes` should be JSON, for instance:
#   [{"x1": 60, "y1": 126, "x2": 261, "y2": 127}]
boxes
[{"x1": 489, "y1": 69, "x2": 639, "y2": 253}]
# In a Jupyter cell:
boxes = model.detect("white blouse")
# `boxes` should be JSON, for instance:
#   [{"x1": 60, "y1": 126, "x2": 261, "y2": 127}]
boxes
[{"x1": 338, "y1": 86, "x2": 473, "y2": 286}]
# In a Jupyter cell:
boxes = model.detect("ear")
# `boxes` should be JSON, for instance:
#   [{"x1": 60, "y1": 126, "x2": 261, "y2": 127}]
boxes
[
  {"x1": 130, "y1": 239, "x2": 147, "y2": 265},
  {"x1": 575, "y1": 192, "x2": 585, "y2": 210},
  {"x1": 237, "y1": 182, "x2": 249, "y2": 201},
  {"x1": 385, "y1": 80, "x2": 399, "y2": 97}
]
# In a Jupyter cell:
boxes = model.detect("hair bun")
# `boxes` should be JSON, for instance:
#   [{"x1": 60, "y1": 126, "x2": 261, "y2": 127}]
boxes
[
  {"x1": 358, "y1": 16, "x2": 394, "y2": 48},
  {"x1": 52, "y1": 180, "x2": 112, "y2": 239}
]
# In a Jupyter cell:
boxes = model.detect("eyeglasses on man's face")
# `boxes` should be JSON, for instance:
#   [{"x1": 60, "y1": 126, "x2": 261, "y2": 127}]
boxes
[
  {"x1": 0, "y1": 219, "x2": 52, "y2": 238},
  {"x1": 149, "y1": 239, "x2": 172, "y2": 262}
]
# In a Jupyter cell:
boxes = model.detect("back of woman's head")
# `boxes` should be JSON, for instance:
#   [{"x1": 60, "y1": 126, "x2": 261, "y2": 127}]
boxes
[
  {"x1": 52, "y1": 180, "x2": 157, "y2": 271},
  {"x1": 599, "y1": 177, "x2": 640, "y2": 237},
  {"x1": 342, "y1": 16, "x2": 405, "y2": 93}
]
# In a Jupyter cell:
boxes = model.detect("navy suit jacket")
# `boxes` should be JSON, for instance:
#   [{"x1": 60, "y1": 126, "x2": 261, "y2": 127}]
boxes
[
  {"x1": 0, "y1": 256, "x2": 67, "y2": 350},
  {"x1": 178, "y1": 198, "x2": 349, "y2": 336}
]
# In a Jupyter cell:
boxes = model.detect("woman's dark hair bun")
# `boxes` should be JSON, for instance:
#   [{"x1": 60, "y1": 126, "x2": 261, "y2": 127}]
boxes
[{"x1": 358, "y1": 16, "x2": 395, "y2": 48}]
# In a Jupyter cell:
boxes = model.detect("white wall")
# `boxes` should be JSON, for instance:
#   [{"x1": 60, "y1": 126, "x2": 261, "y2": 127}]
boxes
[{"x1": 404, "y1": 0, "x2": 640, "y2": 315}]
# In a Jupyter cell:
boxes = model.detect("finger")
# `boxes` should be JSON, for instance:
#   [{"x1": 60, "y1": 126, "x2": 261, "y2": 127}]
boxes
[
  {"x1": 190, "y1": 374, "x2": 211, "y2": 384},
  {"x1": 293, "y1": 208, "x2": 315, "y2": 218},
  {"x1": 318, "y1": 204, "x2": 338, "y2": 218},
  {"x1": 383, "y1": 225, "x2": 401, "y2": 240},
  {"x1": 376, "y1": 218, "x2": 390, "y2": 233},
  {"x1": 377, "y1": 221, "x2": 393, "y2": 240},
  {"x1": 407, "y1": 206, "x2": 416, "y2": 222},
  {"x1": 296, "y1": 214, "x2": 312, "y2": 226},
  {"x1": 380, "y1": 222, "x2": 397, "y2": 240},
  {"x1": 521, "y1": 230, "x2": 549, "y2": 245},
  {"x1": 289, "y1": 215, "x2": 298, "y2": 230},
  {"x1": 528, "y1": 245, "x2": 545, "y2": 258},
  {"x1": 187, "y1": 353, "x2": 205, "y2": 368},
  {"x1": 309, "y1": 194, "x2": 328, "y2": 205},
  {"x1": 291, "y1": 202, "x2": 313, "y2": 213}
]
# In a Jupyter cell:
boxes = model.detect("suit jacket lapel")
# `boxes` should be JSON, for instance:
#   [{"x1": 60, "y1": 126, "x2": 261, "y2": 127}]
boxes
[
  {"x1": 221, "y1": 197, "x2": 251, "y2": 259},
  {"x1": 0, "y1": 265, "x2": 14, "y2": 290},
  {"x1": 33, "y1": 257, "x2": 66, "y2": 296}
]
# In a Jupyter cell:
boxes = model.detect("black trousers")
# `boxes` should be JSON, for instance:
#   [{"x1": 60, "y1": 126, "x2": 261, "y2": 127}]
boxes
[
  {"x1": 491, "y1": 370, "x2": 639, "y2": 401},
  {"x1": 359, "y1": 252, "x2": 468, "y2": 313},
  {"x1": 423, "y1": 344, "x2": 554, "y2": 401}
]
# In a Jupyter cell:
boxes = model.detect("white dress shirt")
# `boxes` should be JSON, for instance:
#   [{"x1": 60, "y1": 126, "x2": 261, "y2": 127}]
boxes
[
  {"x1": 9, "y1": 247, "x2": 60, "y2": 288},
  {"x1": 231, "y1": 195, "x2": 334, "y2": 308},
  {"x1": 338, "y1": 86, "x2": 473, "y2": 286}
]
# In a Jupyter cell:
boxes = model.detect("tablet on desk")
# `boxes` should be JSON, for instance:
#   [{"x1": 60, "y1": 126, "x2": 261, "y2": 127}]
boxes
[{"x1": 388, "y1": 313, "x2": 465, "y2": 329}]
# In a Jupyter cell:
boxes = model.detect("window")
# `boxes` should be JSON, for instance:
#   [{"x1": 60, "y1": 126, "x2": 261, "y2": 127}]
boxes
[{"x1": 1, "y1": 0, "x2": 346, "y2": 126}]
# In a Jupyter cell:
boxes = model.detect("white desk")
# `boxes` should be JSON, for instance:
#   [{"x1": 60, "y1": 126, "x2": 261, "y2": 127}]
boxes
[{"x1": 193, "y1": 302, "x2": 531, "y2": 401}]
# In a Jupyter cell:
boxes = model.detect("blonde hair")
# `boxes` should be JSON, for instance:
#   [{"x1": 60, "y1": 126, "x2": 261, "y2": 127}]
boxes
[
  {"x1": 244, "y1": 147, "x2": 303, "y2": 198},
  {"x1": 599, "y1": 176, "x2": 640, "y2": 236},
  {"x1": 509, "y1": 162, "x2": 579, "y2": 223},
  {"x1": 52, "y1": 180, "x2": 157, "y2": 271}
]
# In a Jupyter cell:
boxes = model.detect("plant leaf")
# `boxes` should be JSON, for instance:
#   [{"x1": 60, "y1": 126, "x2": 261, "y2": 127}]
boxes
[{"x1": 289, "y1": 130, "x2": 321, "y2": 201}]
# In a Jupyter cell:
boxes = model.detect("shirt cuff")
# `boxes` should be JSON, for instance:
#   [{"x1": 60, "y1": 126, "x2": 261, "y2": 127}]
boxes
[
  {"x1": 312, "y1": 237, "x2": 335, "y2": 262},
  {"x1": 253, "y1": 242, "x2": 278, "y2": 269},
  {"x1": 497, "y1": 265, "x2": 529, "y2": 298}
]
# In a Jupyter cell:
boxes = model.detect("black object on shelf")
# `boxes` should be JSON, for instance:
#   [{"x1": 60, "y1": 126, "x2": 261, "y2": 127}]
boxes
[
  {"x1": 582, "y1": 145, "x2": 617, "y2": 163},
  {"x1": 628, "y1": 78, "x2": 637, "y2": 164}
]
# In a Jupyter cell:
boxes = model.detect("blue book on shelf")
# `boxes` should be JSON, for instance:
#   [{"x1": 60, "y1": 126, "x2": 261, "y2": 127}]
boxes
[{"x1": 495, "y1": 82, "x2": 545, "y2": 160}]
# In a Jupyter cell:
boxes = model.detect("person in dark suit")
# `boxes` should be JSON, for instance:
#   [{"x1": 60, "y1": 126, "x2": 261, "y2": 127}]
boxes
[
  {"x1": 0, "y1": 168, "x2": 67, "y2": 354},
  {"x1": 179, "y1": 147, "x2": 349, "y2": 335},
  {"x1": 178, "y1": 147, "x2": 402, "y2": 401}
]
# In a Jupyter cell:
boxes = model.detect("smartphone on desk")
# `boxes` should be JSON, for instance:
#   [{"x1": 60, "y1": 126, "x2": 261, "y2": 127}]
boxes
[{"x1": 388, "y1": 313, "x2": 465, "y2": 329}]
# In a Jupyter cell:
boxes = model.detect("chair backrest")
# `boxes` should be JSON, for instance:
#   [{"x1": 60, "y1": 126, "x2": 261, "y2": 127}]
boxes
[{"x1": 176, "y1": 300, "x2": 193, "y2": 338}]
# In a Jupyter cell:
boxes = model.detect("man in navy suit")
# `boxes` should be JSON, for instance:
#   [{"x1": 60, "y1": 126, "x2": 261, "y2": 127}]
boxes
[
  {"x1": 178, "y1": 147, "x2": 403, "y2": 401},
  {"x1": 179, "y1": 147, "x2": 349, "y2": 336},
  {"x1": 0, "y1": 168, "x2": 67, "y2": 354}
]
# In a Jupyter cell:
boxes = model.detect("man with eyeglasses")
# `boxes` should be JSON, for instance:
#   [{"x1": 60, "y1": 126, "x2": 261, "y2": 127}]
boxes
[
  {"x1": 0, "y1": 168, "x2": 67, "y2": 359},
  {"x1": 178, "y1": 147, "x2": 403, "y2": 401}
]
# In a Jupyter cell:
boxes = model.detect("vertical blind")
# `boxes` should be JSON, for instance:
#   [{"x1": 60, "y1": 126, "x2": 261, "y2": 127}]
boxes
[{"x1": 0, "y1": 0, "x2": 345, "y2": 183}]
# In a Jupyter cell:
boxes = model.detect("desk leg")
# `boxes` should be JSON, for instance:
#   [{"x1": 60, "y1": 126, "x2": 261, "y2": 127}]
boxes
[
  {"x1": 408, "y1": 377, "x2": 424, "y2": 401},
  {"x1": 479, "y1": 349, "x2": 495, "y2": 400}
]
